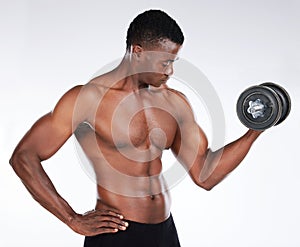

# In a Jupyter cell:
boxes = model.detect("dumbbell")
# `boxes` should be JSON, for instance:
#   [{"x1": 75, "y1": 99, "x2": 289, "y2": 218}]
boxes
[{"x1": 236, "y1": 82, "x2": 291, "y2": 131}]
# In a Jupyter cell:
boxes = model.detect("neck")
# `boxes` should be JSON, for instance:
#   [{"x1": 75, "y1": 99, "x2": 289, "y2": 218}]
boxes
[{"x1": 111, "y1": 52, "x2": 148, "y2": 91}]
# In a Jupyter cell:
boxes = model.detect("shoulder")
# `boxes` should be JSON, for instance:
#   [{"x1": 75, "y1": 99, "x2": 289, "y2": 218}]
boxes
[
  {"x1": 66, "y1": 77, "x2": 109, "y2": 107},
  {"x1": 167, "y1": 87, "x2": 189, "y2": 103},
  {"x1": 53, "y1": 84, "x2": 99, "y2": 112},
  {"x1": 160, "y1": 85, "x2": 195, "y2": 124},
  {"x1": 52, "y1": 82, "x2": 104, "y2": 125},
  {"x1": 165, "y1": 86, "x2": 193, "y2": 112}
]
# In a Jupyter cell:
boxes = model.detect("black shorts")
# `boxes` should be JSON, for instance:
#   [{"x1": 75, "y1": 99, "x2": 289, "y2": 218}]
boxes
[{"x1": 84, "y1": 214, "x2": 181, "y2": 247}]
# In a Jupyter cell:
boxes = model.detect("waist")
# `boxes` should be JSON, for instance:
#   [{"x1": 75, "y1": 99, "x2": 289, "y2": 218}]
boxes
[{"x1": 95, "y1": 187, "x2": 171, "y2": 223}]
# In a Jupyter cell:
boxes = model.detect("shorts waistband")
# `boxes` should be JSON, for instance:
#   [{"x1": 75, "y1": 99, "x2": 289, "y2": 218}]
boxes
[{"x1": 125, "y1": 213, "x2": 173, "y2": 231}]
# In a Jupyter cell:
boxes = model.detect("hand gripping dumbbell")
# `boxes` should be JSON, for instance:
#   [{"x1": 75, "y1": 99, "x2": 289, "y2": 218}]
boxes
[{"x1": 236, "y1": 82, "x2": 291, "y2": 131}]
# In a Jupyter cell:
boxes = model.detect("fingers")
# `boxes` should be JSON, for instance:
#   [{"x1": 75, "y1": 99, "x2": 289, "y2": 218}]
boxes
[
  {"x1": 97, "y1": 215, "x2": 128, "y2": 228},
  {"x1": 93, "y1": 210, "x2": 129, "y2": 230},
  {"x1": 85, "y1": 209, "x2": 123, "y2": 218},
  {"x1": 104, "y1": 209, "x2": 124, "y2": 219},
  {"x1": 96, "y1": 218, "x2": 128, "y2": 231},
  {"x1": 74, "y1": 209, "x2": 129, "y2": 236}
]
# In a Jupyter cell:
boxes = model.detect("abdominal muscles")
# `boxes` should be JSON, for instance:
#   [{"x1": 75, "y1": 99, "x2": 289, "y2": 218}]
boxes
[{"x1": 91, "y1": 142, "x2": 172, "y2": 223}]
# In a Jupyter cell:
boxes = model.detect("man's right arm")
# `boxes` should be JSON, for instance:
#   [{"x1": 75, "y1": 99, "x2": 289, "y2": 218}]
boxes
[{"x1": 9, "y1": 85, "x2": 128, "y2": 236}]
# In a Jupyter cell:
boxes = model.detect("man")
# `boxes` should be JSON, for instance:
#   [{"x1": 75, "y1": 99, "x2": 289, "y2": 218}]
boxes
[{"x1": 10, "y1": 10, "x2": 262, "y2": 246}]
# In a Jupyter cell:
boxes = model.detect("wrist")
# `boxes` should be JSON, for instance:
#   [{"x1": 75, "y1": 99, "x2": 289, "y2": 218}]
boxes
[
  {"x1": 66, "y1": 212, "x2": 82, "y2": 233},
  {"x1": 246, "y1": 129, "x2": 263, "y2": 141},
  {"x1": 66, "y1": 211, "x2": 79, "y2": 226}
]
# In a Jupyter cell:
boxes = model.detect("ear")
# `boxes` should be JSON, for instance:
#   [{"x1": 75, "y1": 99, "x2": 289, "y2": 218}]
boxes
[{"x1": 132, "y1": 44, "x2": 143, "y2": 59}]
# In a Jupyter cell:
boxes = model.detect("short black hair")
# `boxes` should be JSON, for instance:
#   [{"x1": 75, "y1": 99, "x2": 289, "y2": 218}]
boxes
[{"x1": 126, "y1": 9, "x2": 184, "y2": 50}]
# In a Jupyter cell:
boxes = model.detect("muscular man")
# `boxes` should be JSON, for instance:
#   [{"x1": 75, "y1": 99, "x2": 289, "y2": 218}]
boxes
[{"x1": 10, "y1": 10, "x2": 262, "y2": 246}]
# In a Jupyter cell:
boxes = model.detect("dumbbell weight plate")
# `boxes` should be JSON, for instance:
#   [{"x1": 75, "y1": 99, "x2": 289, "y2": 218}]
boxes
[
  {"x1": 236, "y1": 85, "x2": 282, "y2": 130},
  {"x1": 260, "y1": 82, "x2": 291, "y2": 125}
]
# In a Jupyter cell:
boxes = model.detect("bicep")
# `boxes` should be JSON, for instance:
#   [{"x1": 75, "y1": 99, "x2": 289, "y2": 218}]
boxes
[
  {"x1": 171, "y1": 119, "x2": 209, "y2": 186},
  {"x1": 169, "y1": 91, "x2": 209, "y2": 182},
  {"x1": 171, "y1": 119, "x2": 208, "y2": 169}
]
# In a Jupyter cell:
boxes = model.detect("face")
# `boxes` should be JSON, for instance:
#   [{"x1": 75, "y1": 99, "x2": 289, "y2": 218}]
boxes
[{"x1": 132, "y1": 39, "x2": 181, "y2": 87}]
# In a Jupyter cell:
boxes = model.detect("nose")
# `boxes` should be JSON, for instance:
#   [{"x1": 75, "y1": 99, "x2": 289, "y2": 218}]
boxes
[{"x1": 164, "y1": 63, "x2": 174, "y2": 76}]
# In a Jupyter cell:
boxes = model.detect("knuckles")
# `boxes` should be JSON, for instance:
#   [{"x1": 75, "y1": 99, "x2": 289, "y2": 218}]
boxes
[{"x1": 69, "y1": 209, "x2": 126, "y2": 236}]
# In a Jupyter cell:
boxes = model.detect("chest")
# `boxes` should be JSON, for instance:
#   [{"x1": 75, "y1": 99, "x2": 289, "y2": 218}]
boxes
[{"x1": 93, "y1": 92, "x2": 178, "y2": 149}]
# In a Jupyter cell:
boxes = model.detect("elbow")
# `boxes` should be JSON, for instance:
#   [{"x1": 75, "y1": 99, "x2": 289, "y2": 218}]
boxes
[
  {"x1": 9, "y1": 155, "x2": 14, "y2": 167},
  {"x1": 9, "y1": 150, "x2": 25, "y2": 173},
  {"x1": 9, "y1": 149, "x2": 34, "y2": 175},
  {"x1": 202, "y1": 185, "x2": 213, "y2": 191},
  {"x1": 190, "y1": 174, "x2": 216, "y2": 191},
  {"x1": 196, "y1": 175, "x2": 228, "y2": 191},
  {"x1": 199, "y1": 183, "x2": 215, "y2": 191},
  {"x1": 195, "y1": 175, "x2": 221, "y2": 191},
  {"x1": 9, "y1": 150, "x2": 19, "y2": 169},
  {"x1": 195, "y1": 179, "x2": 216, "y2": 191}
]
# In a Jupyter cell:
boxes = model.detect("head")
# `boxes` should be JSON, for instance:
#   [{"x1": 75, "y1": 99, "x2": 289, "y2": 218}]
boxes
[{"x1": 126, "y1": 10, "x2": 184, "y2": 87}]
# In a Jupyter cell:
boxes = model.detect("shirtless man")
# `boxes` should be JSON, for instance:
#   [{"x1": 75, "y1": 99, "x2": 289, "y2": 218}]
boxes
[{"x1": 10, "y1": 10, "x2": 262, "y2": 246}]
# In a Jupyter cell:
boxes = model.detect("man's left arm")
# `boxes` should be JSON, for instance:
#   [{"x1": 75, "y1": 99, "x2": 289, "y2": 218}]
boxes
[{"x1": 171, "y1": 95, "x2": 263, "y2": 190}]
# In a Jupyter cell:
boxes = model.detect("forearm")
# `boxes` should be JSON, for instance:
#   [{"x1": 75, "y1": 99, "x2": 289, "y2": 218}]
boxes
[
  {"x1": 199, "y1": 129, "x2": 263, "y2": 190},
  {"x1": 10, "y1": 150, "x2": 77, "y2": 227}
]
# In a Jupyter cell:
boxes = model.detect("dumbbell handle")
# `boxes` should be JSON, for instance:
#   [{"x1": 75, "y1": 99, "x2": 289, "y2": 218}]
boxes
[{"x1": 247, "y1": 99, "x2": 266, "y2": 119}]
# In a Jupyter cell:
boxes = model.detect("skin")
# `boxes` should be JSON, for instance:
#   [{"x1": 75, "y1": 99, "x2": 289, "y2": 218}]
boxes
[{"x1": 9, "y1": 38, "x2": 262, "y2": 237}]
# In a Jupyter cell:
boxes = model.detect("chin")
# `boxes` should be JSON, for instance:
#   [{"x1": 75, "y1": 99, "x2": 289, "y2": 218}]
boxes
[
  {"x1": 147, "y1": 78, "x2": 168, "y2": 88},
  {"x1": 153, "y1": 81, "x2": 165, "y2": 87}
]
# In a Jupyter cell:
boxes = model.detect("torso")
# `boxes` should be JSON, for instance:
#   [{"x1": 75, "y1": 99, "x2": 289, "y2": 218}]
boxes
[{"x1": 75, "y1": 76, "x2": 184, "y2": 223}]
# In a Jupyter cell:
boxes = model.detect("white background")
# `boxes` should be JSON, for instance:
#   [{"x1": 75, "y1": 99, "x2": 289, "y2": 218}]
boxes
[{"x1": 1, "y1": 0, "x2": 300, "y2": 246}]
